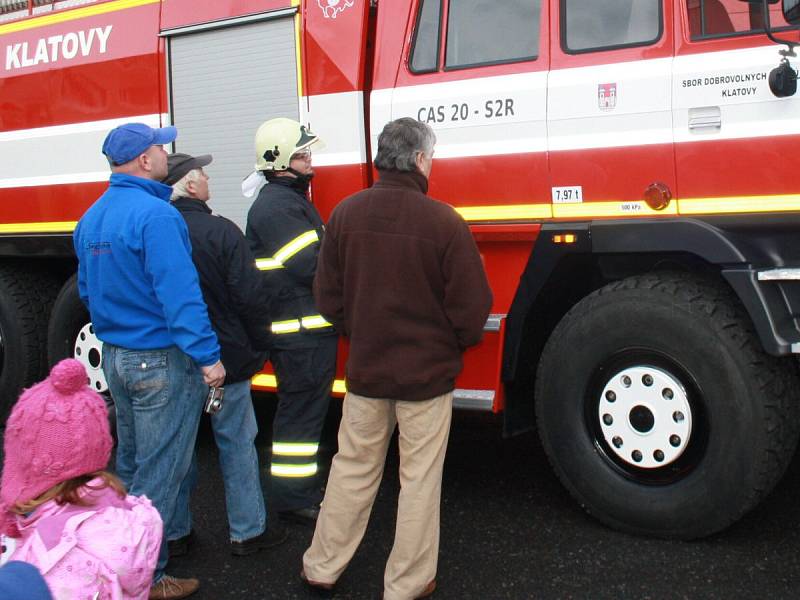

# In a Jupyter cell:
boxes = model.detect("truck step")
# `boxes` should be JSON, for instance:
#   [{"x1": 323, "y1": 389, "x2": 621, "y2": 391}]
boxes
[{"x1": 757, "y1": 268, "x2": 800, "y2": 281}]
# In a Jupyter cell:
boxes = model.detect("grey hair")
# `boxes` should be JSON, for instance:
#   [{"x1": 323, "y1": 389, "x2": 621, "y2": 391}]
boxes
[
  {"x1": 170, "y1": 168, "x2": 203, "y2": 201},
  {"x1": 373, "y1": 118, "x2": 436, "y2": 172}
]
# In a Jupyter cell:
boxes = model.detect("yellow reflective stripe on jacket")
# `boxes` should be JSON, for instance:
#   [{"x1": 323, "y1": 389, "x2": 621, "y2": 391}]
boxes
[
  {"x1": 271, "y1": 463, "x2": 318, "y2": 478},
  {"x1": 271, "y1": 319, "x2": 302, "y2": 334},
  {"x1": 255, "y1": 230, "x2": 319, "y2": 271},
  {"x1": 255, "y1": 257, "x2": 283, "y2": 271},
  {"x1": 272, "y1": 442, "x2": 319, "y2": 457},
  {"x1": 275, "y1": 230, "x2": 319, "y2": 263},
  {"x1": 270, "y1": 315, "x2": 332, "y2": 334},
  {"x1": 301, "y1": 315, "x2": 331, "y2": 330}
]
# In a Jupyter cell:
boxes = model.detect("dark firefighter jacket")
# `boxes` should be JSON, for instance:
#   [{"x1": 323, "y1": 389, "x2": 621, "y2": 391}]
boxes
[
  {"x1": 245, "y1": 176, "x2": 335, "y2": 349},
  {"x1": 172, "y1": 197, "x2": 271, "y2": 384}
]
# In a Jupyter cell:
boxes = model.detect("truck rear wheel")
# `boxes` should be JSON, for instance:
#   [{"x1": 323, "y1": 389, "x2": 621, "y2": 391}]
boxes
[
  {"x1": 47, "y1": 274, "x2": 108, "y2": 393},
  {"x1": 535, "y1": 272, "x2": 800, "y2": 539},
  {"x1": 0, "y1": 266, "x2": 55, "y2": 420},
  {"x1": 47, "y1": 275, "x2": 115, "y2": 437}
]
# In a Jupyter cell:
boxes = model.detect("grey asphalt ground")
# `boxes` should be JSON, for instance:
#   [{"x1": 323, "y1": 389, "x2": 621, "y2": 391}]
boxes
[
  {"x1": 166, "y1": 395, "x2": 800, "y2": 600},
  {"x1": 3, "y1": 393, "x2": 799, "y2": 599}
]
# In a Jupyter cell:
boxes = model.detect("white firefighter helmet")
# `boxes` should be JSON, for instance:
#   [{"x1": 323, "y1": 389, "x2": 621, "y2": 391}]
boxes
[{"x1": 254, "y1": 117, "x2": 323, "y2": 171}]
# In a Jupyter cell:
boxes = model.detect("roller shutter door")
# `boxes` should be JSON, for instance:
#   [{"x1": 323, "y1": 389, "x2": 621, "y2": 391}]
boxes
[{"x1": 169, "y1": 16, "x2": 298, "y2": 230}]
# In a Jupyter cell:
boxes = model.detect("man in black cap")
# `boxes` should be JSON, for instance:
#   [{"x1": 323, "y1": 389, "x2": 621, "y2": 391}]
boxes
[{"x1": 163, "y1": 153, "x2": 288, "y2": 556}]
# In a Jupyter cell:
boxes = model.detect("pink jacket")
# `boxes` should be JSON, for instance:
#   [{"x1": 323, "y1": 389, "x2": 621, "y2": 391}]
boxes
[{"x1": 0, "y1": 479, "x2": 162, "y2": 600}]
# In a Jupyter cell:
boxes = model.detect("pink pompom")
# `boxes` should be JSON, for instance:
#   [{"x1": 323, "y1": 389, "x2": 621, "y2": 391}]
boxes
[{"x1": 50, "y1": 359, "x2": 88, "y2": 394}]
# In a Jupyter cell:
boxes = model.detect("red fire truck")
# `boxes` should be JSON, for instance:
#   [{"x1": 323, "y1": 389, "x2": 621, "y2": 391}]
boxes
[{"x1": 2, "y1": 0, "x2": 800, "y2": 539}]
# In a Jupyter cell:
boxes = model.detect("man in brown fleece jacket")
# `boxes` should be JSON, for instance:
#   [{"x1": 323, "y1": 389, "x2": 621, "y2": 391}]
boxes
[{"x1": 302, "y1": 118, "x2": 492, "y2": 600}]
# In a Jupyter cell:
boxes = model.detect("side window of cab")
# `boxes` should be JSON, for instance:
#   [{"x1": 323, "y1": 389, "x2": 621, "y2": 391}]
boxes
[
  {"x1": 687, "y1": 0, "x2": 791, "y2": 40},
  {"x1": 562, "y1": 0, "x2": 661, "y2": 53},
  {"x1": 410, "y1": 0, "x2": 542, "y2": 73}
]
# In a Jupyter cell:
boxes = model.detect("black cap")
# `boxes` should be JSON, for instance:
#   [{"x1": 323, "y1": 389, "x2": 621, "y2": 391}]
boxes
[{"x1": 163, "y1": 153, "x2": 213, "y2": 186}]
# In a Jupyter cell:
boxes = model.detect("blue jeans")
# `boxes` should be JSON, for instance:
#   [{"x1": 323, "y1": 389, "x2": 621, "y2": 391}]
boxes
[
  {"x1": 102, "y1": 344, "x2": 205, "y2": 582},
  {"x1": 169, "y1": 379, "x2": 267, "y2": 542}
]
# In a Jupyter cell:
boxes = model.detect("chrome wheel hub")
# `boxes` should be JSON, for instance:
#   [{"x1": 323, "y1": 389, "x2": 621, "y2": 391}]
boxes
[
  {"x1": 74, "y1": 323, "x2": 107, "y2": 393},
  {"x1": 598, "y1": 365, "x2": 692, "y2": 469}
]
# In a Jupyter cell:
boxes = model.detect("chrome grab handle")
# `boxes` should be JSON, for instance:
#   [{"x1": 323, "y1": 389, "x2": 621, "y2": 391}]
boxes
[{"x1": 688, "y1": 106, "x2": 721, "y2": 133}]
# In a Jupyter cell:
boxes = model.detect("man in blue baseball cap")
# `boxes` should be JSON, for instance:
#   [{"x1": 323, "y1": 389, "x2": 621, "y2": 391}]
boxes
[
  {"x1": 102, "y1": 122, "x2": 178, "y2": 168},
  {"x1": 74, "y1": 122, "x2": 226, "y2": 600}
]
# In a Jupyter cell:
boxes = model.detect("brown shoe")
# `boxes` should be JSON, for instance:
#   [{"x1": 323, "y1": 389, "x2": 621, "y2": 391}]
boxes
[
  {"x1": 416, "y1": 580, "x2": 436, "y2": 598},
  {"x1": 149, "y1": 575, "x2": 199, "y2": 599},
  {"x1": 300, "y1": 569, "x2": 335, "y2": 597}
]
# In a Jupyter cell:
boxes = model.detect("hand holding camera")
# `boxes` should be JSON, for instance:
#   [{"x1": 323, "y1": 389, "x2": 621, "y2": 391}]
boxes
[{"x1": 201, "y1": 360, "x2": 226, "y2": 387}]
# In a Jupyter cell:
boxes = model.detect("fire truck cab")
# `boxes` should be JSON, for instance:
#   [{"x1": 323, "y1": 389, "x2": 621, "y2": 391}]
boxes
[{"x1": 2, "y1": 0, "x2": 800, "y2": 539}]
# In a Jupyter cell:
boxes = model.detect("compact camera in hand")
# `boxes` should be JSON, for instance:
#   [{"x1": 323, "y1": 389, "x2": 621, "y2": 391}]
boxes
[{"x1": 204, "y1": 386, "x2": 224, "y2": 415}]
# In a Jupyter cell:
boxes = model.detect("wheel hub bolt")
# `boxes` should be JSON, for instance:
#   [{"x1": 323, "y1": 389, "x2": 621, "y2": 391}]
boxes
[
  {"x1": 603, "y1": 414, "x2": 613, "y2": 426},
  {"x1": 673, "y1": 411, "x2": 685, "y2": 423},
  {"x1": 605, "y1": 390, "x2": 616, "y2": 402},
  {"x1": 612, "y1": 436, "x2": 623, "y2": 448},
  {"x1": 642, "y1": 374, "x2": 653, "y2": 386},
  {"x1": 653, "y1": 449, "x2": 665, "y2": 462},
  {"x1": 632, "y1": 450, "x2": 643, "y2": 463},
  {"x1": 663, "y1": 388, "x2": 674, "y2": 400},
  {"x1": 621, "y1": 375, "x2": 632, "y2": 387},
  {"x1": 670, "y1": 434, "x2": 681, "y2": 447}
]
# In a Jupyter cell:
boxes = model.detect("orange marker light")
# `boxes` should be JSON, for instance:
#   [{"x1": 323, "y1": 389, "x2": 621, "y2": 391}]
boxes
[{"x1": 552, "y1": 233, "x2": 577, "y2": 244}]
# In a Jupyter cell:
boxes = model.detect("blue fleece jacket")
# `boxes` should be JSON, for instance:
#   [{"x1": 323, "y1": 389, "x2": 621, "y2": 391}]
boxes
[
  {"x1": 0, "y1": 562, "x2": 52, "y2": 600},
  {"x1": 74, "y1": 173, "x2": 220, "y2": 366}
]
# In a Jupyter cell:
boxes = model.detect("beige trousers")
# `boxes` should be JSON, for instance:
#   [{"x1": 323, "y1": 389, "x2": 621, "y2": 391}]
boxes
[{"x1": 303, "y1": 390, "x2": 454, "y2": 600}]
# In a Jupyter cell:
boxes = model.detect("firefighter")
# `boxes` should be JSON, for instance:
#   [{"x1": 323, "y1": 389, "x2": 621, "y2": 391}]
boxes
[{"x1": 245, "y1": 118, "x2": 337, "y2": 526}]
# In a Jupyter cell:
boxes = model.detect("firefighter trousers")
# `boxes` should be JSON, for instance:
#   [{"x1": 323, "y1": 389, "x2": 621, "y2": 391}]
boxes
[{"x1": 269, "y1": 335, "x2": 337, "y2": 512}]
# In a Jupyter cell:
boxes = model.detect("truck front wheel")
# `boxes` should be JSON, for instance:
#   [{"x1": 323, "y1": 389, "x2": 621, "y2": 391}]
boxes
[{"x1": 535, "y1": 272, "x2": 800, "y2": 539}]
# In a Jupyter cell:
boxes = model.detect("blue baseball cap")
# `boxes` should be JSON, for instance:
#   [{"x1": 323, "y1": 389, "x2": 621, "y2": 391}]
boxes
[{"x1": 102, "y1": 122, "x2": 178, "y2": 166}]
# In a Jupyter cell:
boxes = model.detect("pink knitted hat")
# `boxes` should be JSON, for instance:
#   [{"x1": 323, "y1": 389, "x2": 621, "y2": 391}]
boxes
[{"x1": 0, "y1": 359, "x2": 112, "y2": 537}]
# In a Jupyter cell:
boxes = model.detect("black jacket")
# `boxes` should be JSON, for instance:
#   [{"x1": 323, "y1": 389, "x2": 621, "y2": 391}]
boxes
[
  {"x1": 173, "y1": 197, "x2": 271, "y2": 384},
  {"x1": 245, "y1": 177, "x2": 335, "y2": 349}
]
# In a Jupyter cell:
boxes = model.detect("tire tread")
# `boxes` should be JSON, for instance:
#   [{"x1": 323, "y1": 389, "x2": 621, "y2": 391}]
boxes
[{"x1": 0, "y1": 265, "x2": 58, "y2": 418}]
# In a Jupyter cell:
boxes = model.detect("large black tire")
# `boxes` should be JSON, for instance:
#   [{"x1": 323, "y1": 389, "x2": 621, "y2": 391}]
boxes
[
  {"x1": 0, "y1": 265, "x2": 57, "y2": 421},
  {"x1": 47, "y1": 275, "x2": 115, "y2": 436},
  {"x1": 535, "y1": 272, "x2": 800, "y2": 539}
]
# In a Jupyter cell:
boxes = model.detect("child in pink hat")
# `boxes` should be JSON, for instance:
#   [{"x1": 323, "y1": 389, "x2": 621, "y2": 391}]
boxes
[{"x1": 0, "y1": 359, "x2": 162, "y2": 600}]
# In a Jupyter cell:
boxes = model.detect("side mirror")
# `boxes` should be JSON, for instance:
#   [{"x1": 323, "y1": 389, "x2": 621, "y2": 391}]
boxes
[
  {"x1": 762, "y1": 0, "x2": 799, "y2": 97},
  {"x1": 769, "y1": 59, "x2": 798, "y2": 96},
  {"x1": 785, "y1": 0, "x2": 800, "y2": 24}
]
